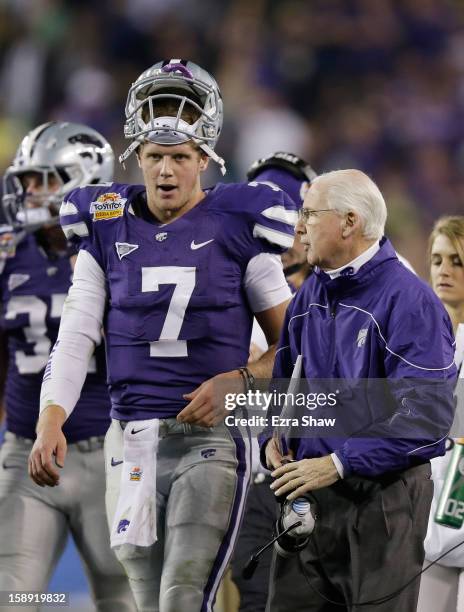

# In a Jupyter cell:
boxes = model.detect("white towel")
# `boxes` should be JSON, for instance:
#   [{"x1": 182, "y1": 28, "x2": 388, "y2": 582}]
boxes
[{"x1": 110, "y1": 419, "x2": 159, "y2": 549}]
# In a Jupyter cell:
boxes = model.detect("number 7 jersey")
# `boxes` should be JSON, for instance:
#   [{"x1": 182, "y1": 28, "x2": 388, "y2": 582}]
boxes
[{"x1": 61, "y1": 181, "x2": 297, "y2": 420}]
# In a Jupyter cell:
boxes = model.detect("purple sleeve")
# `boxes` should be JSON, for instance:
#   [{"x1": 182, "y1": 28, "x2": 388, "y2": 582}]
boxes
[{"x1": 224, "y1": 183, "x2": 298, "y2": 265}]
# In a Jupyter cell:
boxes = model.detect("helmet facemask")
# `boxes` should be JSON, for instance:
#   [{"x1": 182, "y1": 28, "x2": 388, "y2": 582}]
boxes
[
  {"x1": 121, "y1": 61, "x2": 226, "y2": 173},
  {"x1": 2, "y1": 167, "x2": 68, "y2": 229}
]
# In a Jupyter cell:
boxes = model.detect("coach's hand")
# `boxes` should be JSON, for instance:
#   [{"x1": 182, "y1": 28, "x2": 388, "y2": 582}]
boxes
[
  {"x1": 28, "y1": 405, "x2": 67, "y2": 487},
  {"x1": 178, "y1": 370, "x2": 244, "y2": 427},
  {"x1": 270, "y1": 455, "x2": 340, "y2": 500}
]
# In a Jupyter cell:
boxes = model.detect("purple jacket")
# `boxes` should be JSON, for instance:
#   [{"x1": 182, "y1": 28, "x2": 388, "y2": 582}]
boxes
[{"x1": 260, "y1": 238, "x2": 457, "y2": 477}]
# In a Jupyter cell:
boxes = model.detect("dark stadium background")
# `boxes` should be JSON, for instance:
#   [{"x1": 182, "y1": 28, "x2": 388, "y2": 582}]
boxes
[{"x1": 0, "y1": 0, "x2": 463, "y2": 608}]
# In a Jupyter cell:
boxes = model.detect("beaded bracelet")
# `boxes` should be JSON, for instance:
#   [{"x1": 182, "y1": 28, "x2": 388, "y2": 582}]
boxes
[{"x1": 238, "y1": 366, "x2": 256, "y2": 393}]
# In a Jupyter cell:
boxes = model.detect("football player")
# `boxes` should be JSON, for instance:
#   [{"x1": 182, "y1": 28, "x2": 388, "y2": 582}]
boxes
[
  {"x1": 28, "y1": 60, "x2": 297, "y2": 612},
  {"x1": 247, "y1": 151, "x2": 316, "y2": 293},
  {"x1": 0, "y1": 122, "x2": 135, "y2": 611}
]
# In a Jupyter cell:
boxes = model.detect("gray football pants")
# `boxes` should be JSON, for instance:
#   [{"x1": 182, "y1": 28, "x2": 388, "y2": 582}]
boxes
[
  {"x1": 0, "y1": 432, "x2": 136, "y2": 612},
  {"x1": 104, "y1": 418, "x2": 251, "y2": 612}
]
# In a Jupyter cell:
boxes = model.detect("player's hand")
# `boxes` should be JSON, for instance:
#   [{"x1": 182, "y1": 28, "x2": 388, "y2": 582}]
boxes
[
  {"x1": 28, "y1": 405, "x2": 67, "y2": 487},
  {"x1": 265, "y1": 436, "x2": 294, "y2": 470},
  {"x1": 178, "y1": 370, "x2": 244, "y2": 427},
  {"x1": 270, "y1": 455, "x2": 340, "y2": 500}
]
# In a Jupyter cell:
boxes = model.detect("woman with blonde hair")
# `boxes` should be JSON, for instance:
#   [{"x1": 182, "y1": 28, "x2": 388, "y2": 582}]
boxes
[
  {"x1": 429, "y1": 216, "x2": 464, "y2": 334},
  {"x1": 418, "y1": 215, "x2": 464, "y2": 612}
]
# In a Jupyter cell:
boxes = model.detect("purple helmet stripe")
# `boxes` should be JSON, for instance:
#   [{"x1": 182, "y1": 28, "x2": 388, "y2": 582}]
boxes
[{"x1": 161, "y1": 63, "x2": 194, "y2": 79}]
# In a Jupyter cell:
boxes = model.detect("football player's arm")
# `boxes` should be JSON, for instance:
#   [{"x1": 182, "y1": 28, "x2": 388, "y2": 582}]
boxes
[
  {"x1": 246, "y1": 299, "x2": 290, "y2": 379},
  {"x1": 29, "y1": 249, "x2": 107, "y2": 486},
  {"x1": 178, "y1": 253, "x2": 291, "y2": 426}
]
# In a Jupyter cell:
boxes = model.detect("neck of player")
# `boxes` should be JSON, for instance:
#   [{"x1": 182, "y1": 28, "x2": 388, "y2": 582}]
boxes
[{"x1": 146, "y1": 182, "x2": 205, "y2": 224}]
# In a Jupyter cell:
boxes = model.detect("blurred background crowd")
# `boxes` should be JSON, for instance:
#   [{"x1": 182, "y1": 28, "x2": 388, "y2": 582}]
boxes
[{"x1": 1, "y1": 0, "x2": 463, "y2": 274}]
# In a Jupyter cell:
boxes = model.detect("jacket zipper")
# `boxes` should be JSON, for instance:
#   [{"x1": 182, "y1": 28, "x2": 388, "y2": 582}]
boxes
[{"x1": 328, "y1": 300, "x2": 337, "y2": 370}]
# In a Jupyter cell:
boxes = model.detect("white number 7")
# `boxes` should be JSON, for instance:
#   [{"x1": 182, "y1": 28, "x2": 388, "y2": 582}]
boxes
[{"x1": 141, "y1": 266, "x2": 196, "y2": 357}]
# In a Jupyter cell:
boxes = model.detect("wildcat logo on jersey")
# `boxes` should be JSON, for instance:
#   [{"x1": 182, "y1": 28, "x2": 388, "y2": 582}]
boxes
[
  {"x1": 90, "y1": 193, "x2": 126, "y2": 221},
  {"x1": 117, "y1": 519, "x2": 130, "y2": 533},
  {"x1": 201, "y1": 448, "x2": 217, "y2": 459},
  {"x1": 130, "y1": 466, "x2": 142, "y2": 481},
  {"x1": 356, "y1": 328, "x2": 368, "y2": 348}
]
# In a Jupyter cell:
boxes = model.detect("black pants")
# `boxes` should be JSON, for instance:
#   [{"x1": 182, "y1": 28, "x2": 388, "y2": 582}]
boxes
[
  {"x1": 231, "y1": 474, "x2": 279, "y2": 612},
  {"x1": 266, "y1": 463, "x2": 433, "y2": 612}
]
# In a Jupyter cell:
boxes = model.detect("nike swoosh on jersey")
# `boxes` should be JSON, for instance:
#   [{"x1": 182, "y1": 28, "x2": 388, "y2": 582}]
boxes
[
  {"x1": 111, "y1": 458, "x2": 123, "y2": 467},
  {"x1": 131, "y1": 427, "x2": 148, "y2": 435},
  {"x1": 190, "y1": 239, "x2": 215, "y2": 250}
]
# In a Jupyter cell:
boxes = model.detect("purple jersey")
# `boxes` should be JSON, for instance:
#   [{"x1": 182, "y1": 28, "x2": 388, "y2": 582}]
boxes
[
  {"x1": 61, "y1": 182, "x2": 297, "y2": 420},
  {"x1": 0, "y1": 231, "x2": 110, "y2": 442}
]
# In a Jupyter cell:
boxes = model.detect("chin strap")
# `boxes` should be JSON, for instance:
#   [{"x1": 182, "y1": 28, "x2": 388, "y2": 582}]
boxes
[
  {"x1": 119, "y1": 140, "x2": 142, "y2": 166},
  {"x1": 196, "y1": 141, "x2": 226, "y2": 175}
]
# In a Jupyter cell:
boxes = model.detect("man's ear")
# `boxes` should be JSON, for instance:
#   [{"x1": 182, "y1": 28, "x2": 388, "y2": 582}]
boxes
[
  {"x1": 341, "y1": 211, "x2": 357, "y2": 238},
  {"x1": 136, "y1": 145, "x2": 143, "y2": 168},
  {"x1": 199, "y1": 153, "x2": 209, "y2": 172}
]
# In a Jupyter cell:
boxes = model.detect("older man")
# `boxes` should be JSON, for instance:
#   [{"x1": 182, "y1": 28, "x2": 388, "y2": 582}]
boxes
[{"x1": 262, "y1": 169, "x2": 457, "y2": 612}]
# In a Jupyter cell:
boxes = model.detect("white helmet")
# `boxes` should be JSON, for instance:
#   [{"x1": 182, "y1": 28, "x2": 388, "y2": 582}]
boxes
[
  {"x1": 2, "y1": 121, "x2": 114, "y2": 228},
  {"x1": 120, "y1": 59, "x2": 225, "y2": 174}
]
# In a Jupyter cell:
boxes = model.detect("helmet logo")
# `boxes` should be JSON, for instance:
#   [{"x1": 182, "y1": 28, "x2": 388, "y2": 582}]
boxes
[
  {"x1": 161, "y1": 61, "x2": 193, "y2": 79},
  {"x1": 68, "y1": 133, "x2": 103, "y2": 147}
]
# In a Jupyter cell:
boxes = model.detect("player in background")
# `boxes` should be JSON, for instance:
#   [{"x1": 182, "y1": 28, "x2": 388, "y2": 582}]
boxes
[
  {"x1": 248, "y1": 152, "x2": 316, "y2": 294},
  {"x1": 0, "y1": 121, "x2": 135, "y2": 611},
  {"x1": 231, "y1": 152, "x2": 316, "y2": 612},
  {"x1": 28, "y1": 60, "x2": 297, "y2": 611}
]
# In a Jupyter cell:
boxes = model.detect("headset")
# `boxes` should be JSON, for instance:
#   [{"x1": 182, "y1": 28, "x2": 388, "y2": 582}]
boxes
[{"x1": 243, "y1": 489, "x2": 464, "y2": 608}]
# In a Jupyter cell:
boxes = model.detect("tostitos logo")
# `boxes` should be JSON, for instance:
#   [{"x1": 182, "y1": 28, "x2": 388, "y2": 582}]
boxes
[
  {"x1": 130, "y1": 466, "x2": 142, "y2": 481},
  {"x1": 90, "y1": 193, "x2": 126, "y2": 221},
  {"x1": 0, "y1": 230, "x2": 16, "y2": 259}
]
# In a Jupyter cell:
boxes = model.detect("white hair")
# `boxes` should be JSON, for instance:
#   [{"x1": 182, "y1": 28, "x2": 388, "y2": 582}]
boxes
[{"x1": 311, "y1": 169, "x2": 387, "y2": 240}]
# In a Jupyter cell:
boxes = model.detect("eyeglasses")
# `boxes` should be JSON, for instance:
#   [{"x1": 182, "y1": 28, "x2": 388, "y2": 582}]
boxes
[{"x1": 298, "y1": 208, "x2": 333, "y2": 223}]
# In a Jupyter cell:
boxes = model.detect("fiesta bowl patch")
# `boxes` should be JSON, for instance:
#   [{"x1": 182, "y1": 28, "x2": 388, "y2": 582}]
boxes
[
  {"x1": 90, "y1": 193, "x2": 126, "y2": 221},
  {"x1": 130, "y1": 466, "x2": 142, "y2": 481}
]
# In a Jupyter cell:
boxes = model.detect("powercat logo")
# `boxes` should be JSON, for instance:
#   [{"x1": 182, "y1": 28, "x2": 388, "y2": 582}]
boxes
[{"x1": 90, "y1": 193, "x2": 126, "y2": 221}]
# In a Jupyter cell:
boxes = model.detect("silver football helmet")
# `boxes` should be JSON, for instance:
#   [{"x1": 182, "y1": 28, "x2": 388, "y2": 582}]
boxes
[
  {"x1": 2, "y1": 121, "x2": 114, "y2": 229},
  {"x1": 120, "y1": 59, "x2": 225, "y2": 173}
]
